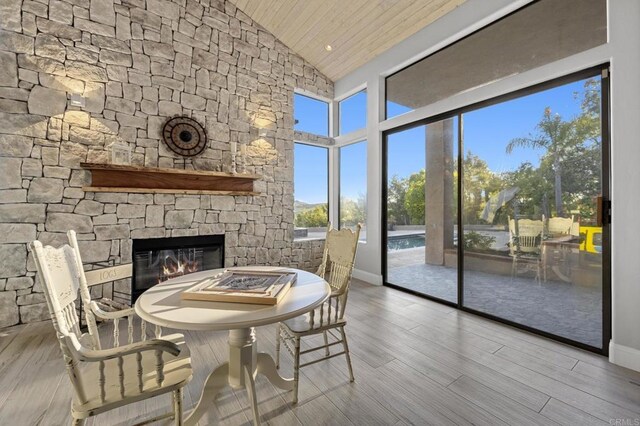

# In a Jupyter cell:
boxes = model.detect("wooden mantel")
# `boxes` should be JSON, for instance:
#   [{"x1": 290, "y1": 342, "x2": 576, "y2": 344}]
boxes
[{"x1": 80, "y1": 163, "x2": 261, "y2": 195}]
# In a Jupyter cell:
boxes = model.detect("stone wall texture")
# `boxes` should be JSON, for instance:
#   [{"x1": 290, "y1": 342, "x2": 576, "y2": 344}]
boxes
[{"x1": 0, "y1": 0, "x2": 333, "y2": 328}]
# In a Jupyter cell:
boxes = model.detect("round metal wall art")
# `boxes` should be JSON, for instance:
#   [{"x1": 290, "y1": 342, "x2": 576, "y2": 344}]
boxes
[{"x1": 162, "y1": 116, "x2": 207, "y2": 157}]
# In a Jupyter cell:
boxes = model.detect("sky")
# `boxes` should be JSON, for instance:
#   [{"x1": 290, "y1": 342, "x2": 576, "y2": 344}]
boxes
[
  {"x1": 340, "y1": 141, "x2": 367, "y2": 200},
  {"x1": 338, "y1": 91, "x2": 368, "y2": 200},
  {"x1": 294, "y1": 93, "x2": 329, "y2": 136},
  {"x1": 388, "y1": 78, "x2": 597, "y2": 179},
  {"x1": 294, "y1": 77, "x2": 598, "y2": 204},
  {"x1": 293, "y1": 143, "x2": 329, "y2": 205}
]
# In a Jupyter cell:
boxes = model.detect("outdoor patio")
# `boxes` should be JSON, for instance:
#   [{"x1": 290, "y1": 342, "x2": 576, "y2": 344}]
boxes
[{"x1": 387, "y1": 249, "x2": 602, "y2": 347}]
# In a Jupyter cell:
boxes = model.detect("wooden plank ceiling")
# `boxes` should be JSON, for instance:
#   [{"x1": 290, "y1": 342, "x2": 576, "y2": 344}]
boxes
[{"x1": 228, "y1": 0, "x2": 468, "y2": 81}]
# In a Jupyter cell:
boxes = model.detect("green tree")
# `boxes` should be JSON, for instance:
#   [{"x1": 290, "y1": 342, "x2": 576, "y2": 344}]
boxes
[
  {"x1": 506, "y1": 107, "x2": 576, "y2": 216},
  {"x1": 387, "y1": 175, "x2": 410, "y2": 226},
  {"x1": 456, "y1": 153, "x2": 501, "y2": 224},
  {"x1": 294, "y1": 204, "x2": 328, "y2": 228},
  {"x1": 575, "y1": 78, "x2": 601, "y2": 140},
  {"x1": 502, "y1": 161, "x2": 550, "y2": 219},
  {"x1": 505, "y1": 78, "x2": 601, "y2": 218},
  {"x1": 340, "y1": 194, "x2": 366, "y2": 227},
  {"x1": 405, "y1": 170, "x2": 425, "y2": 224},
  {"x1": 541, "y1": 142, "x2": 600, "y2": 219}
]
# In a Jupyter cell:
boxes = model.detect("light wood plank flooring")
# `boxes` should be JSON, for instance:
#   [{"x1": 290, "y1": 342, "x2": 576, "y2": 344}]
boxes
[{"x1": 1, "y1": 280, "x2": 640, "y2": 425}]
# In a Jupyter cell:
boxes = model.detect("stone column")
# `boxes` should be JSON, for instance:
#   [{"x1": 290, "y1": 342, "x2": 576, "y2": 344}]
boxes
[{"x1": 425, "y1": 119, "x2": 455, "y2": 265}]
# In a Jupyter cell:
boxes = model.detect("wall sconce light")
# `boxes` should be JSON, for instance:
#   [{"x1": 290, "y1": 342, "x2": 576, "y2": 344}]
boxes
[
  {"x1": 70, "y1": 93, "x2": 85, "y2": 107},
  {"x1": 258, "y1": 129, "x2": 268, "y2": 137}
]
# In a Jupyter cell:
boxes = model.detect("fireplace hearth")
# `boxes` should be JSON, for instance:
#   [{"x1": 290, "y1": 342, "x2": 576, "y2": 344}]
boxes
[{"x1": 132, "y1": 235, "x2": 224, "y2": 302}]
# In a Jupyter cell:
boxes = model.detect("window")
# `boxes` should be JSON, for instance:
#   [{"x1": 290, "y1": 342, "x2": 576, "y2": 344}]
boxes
[
  {"x1": 339, "y1": 141, "x2": 367, "y2": 241},
  {"x1": 385, "y1": 0, "x2": 606, "y2": 118},
  {"x1": 294, "y1": 143, "x2": 329, "y2": 239},
  {"x1": 294, "y1": 93, "x2": 329, "y2": 136},
  {"x1": 339, "y1": 90, "x2": 367, "y2": 135}
]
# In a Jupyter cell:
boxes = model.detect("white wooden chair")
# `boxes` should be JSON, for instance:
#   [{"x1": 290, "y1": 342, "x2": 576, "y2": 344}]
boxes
[
  {"x1": 541, "y1": 216, "x2": 576, "y2": 282},
  {"x1": 29, "y1": 240, "x2": 192, "y2": 425},
  {"x1": 508, "y1": 216, "x2": 543, "y2": 283},
  {"x1": 275, "y1": 223, "x2": 361, "y2": 404},
  {"x1": 545, "y1": 215, "x2": 574, "y2": 236},
  {"x1": 67, "y1": 230, "x2": 163, "y2": 350}
]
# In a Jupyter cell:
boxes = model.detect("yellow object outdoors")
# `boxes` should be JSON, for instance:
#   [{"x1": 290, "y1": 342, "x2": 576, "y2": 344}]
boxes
[{"x1": 579, "y1": 226, "x2": 602, "y2": 253}]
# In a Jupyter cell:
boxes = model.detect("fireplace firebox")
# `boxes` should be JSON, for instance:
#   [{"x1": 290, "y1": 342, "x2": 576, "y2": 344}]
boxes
[{"x1": 132, "y1": 235, "x2": 224, "y2": 302}]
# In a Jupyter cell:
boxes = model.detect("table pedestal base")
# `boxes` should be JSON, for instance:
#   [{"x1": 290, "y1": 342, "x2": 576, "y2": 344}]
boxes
[{"x1": 185, "y1": 327, "x2": 294, "y2": 426}]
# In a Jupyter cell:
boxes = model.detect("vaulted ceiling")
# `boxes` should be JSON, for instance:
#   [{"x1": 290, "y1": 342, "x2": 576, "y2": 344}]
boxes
[{"x1": 228, "y1": 0, "x2": 467, "y2": 81}]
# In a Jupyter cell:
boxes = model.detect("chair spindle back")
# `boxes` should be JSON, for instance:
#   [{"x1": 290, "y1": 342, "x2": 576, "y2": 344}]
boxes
[
  {"x1": 314, "y1": 223, "x2": 361, "y2": 323},
  {"x1": 67, "y1": 230, "x2": 102, "y2": 350},
  {"x1": 29, "y1": 241, "x2": 89, "y2": 402},
  {"x1": 508, "y1": 216, "x2": 543, "y2": 255}
]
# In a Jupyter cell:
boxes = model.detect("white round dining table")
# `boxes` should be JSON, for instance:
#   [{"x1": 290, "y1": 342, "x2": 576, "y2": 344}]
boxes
[{"x1": 135, "y1": 266, "x2": 330, "y2": 426}]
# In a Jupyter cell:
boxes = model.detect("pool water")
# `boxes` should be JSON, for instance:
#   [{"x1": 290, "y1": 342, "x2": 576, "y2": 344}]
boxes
[{"x1": 387, "y1": 234, "x2": 425, "y2": 250}]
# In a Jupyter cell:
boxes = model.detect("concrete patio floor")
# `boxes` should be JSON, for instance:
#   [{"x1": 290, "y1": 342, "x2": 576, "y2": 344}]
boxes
[{"x1": 387, "y1": 249, "x2": 603, "y2": 348}]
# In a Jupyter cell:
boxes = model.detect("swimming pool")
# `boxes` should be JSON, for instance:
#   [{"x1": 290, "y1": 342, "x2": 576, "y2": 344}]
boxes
[{"x1": 387, "y1": 234, "x2": 425, "y2": 250}]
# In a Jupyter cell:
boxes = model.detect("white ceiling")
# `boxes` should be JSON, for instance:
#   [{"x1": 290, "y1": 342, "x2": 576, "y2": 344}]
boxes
[{"x1": 228, "y1": 0, "x2": 468, "y2": 82}]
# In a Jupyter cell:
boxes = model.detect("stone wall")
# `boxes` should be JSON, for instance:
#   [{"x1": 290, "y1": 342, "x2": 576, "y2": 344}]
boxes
[{"x1": 0, "y1": 0, "x2": 333, "y2": 328}]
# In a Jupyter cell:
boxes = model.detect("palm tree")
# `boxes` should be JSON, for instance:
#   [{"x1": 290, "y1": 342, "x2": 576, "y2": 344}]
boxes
[{"x1": 506, "y1": 107, "x2": 579, "y2": 217}]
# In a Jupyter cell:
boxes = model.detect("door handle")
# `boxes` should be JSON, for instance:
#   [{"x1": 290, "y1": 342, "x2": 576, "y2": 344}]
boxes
[{"x1": 596, "y1": 196, "x2": 610, "y2": 226}]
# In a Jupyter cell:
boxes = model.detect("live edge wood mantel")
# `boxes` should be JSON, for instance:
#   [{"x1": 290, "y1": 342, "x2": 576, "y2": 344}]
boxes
[{"x1": 80, "y1": 163, "x2": 261, "y2": 195}]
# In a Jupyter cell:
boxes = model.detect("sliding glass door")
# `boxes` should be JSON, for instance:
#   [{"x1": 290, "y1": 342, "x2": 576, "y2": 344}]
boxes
[
  {"x1": 383, "y1": 68, "x2": 609, "y2": 351},
  {"x1": 461, "y1": 74, "x2": 606, "y2": 348}
]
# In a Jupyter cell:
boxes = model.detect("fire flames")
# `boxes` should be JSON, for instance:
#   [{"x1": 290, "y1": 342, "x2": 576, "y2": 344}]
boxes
[{"x1": 159, "y1": 257, "x2": 200, "y2": 282}]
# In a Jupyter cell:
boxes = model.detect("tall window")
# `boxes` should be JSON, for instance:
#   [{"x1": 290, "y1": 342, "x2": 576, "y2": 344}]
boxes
[
  {"x1": 294, "y1": 93, "x2": 329, "y2": 136},
  {"x1": 339, "y1": 141, "x2": 367, "y2": 241},
  {"x1": 339, "y1": 90, "x2": 367, "y2": 135},
  {"x1": 294, "y1": 143, "x2": 329, "y2": 239}
]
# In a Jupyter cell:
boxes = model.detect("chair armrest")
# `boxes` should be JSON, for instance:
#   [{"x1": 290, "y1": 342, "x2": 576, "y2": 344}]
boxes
[
  {"x1": 97, "y1": 298, "x2": 129, "y2": 311},
  {"x1": 90, "y1": 300, "x2": 136, "y2": 320},
  {"x1": 74, "y1": 338, "x2": 181, "y2": 362}
]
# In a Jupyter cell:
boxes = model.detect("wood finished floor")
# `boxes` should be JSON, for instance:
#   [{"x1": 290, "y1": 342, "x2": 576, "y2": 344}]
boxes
[{"x1": 1, "y1": 280, "x2": 640, "y2": 425}]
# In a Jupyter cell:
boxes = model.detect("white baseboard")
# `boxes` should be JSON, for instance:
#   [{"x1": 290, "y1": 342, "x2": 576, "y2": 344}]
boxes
[
  {"x1": 352, "y1": 269, "x2": 383, "y2": 286},
  {"x1": 609, "y1": 341, "x2": 640, "y2": 372}
]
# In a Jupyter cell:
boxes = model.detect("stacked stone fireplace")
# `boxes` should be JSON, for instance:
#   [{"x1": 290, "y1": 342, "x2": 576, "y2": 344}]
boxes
[{"x1": 0, "y1": 0, "x2": 333, "y2": 328}]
